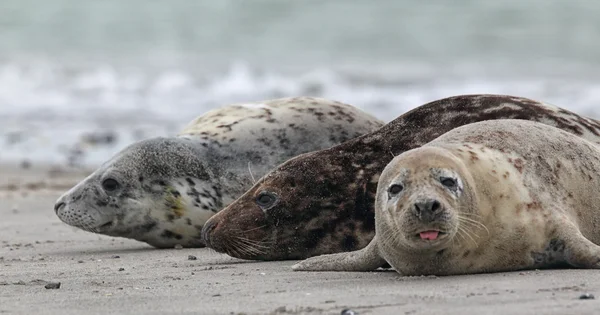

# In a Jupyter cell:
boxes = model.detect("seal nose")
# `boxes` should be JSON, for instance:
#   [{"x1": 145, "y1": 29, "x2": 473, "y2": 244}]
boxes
[
  {"x1": 412, "y1": 198, "x2": 441, "y2": 221},
  {"x1": 54, "y1": 201, "x2": 65, "y2": 214},
  {"x1": 201, "y1": 220, "x2": 218, "y2": 247}
]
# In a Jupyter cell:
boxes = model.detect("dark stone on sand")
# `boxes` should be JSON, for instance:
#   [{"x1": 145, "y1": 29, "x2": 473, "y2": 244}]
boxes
[
  {"x1": 579, "y1": 293, "x2": 595, "y2": 300},
  {"x1": 44, "y1": 282, "x2": 61, "y2": 289}
]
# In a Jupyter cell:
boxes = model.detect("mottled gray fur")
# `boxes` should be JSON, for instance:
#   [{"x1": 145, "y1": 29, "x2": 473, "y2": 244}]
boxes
[{"x1": 54, "y1": 97, "x2": 383, "y2": 248}]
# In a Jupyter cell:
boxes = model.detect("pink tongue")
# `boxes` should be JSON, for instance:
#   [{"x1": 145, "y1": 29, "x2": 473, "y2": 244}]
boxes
[{"x1": 419, "y1": 231, "x2": 440, "y2": 240}]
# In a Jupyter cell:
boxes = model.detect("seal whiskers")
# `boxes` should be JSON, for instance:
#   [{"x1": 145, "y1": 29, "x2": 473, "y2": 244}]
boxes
[
  {"x1": 456, "y1": 225, "x2": 478, "y2": 248},
  {"x1": 457, "y1": 215, "x2": 489, "y2": 236},
  {"x1": 233, "y1": 237, "x2": 269, "y2": 255},
  {"x1": 247, "y1": 162, "x2": 256, "y2": 185}
]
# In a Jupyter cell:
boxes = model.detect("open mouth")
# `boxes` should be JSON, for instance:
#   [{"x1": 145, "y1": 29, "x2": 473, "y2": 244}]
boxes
[
  {"x1": 417, "y1": 230, "x2": 446, "y2": 241},
  {"x1": 99, "y1": 221, "x2": 113, "y2": 229}
]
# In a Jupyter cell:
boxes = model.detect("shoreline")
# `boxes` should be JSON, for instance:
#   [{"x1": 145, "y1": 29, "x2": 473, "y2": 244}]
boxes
[{"x1": 2, "y1": 164, "x2": 600, "y2": 315}]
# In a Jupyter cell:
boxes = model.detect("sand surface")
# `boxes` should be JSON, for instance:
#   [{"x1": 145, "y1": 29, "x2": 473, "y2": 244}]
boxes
[{"x1": 1, "y1": 164, "x2": 600, "y2": 315}]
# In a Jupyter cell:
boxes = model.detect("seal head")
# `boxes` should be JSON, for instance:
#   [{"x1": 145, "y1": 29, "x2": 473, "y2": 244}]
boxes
[
  {"x1": 203, "y1": 150, "x2": 357, "y2": 259},
  {"x1": 377, "y1": 147, "x2": 472, "y2": 254},
  {"x1": 55, "y1": 137, "x2": 217, "y2": 248},
  {"x1": 202, "y1": 148, "x2": 380, "y2": 260}
]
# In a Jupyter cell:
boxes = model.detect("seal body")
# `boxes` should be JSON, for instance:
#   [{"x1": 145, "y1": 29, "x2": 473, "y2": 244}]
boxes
[
  {"x1": 203, "y1": 94, "x2": 600, "y2": 260},
  {"x1": 292, "y1": 119, "x2": 600, "y2": 275},
  {"x1": 53, "y1": 97, "x2": 383, "y2": 248}
]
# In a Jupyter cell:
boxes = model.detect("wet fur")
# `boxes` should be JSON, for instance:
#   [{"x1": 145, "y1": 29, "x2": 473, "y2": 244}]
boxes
[{"x1": 205, "y1": 94, "x2": 600, "y2": 260}]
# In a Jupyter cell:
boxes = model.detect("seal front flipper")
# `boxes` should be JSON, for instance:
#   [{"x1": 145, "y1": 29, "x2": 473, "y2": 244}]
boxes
[
  {"x1": 552, "y1": 223, "x2": 600, "y2": 269},
  {"x1": 291, "y1": 236, "x2": 385, "y2": 271}
]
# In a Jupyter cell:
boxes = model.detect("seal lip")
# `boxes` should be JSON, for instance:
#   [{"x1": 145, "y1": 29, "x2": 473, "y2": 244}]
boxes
[{"x1": 95, "y1": 220, "x2": 114, "y2": 232}]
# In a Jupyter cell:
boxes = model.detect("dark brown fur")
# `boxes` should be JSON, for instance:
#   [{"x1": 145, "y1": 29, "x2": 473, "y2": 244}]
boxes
[{"x1": 202, "y1": 94, "x2": 600, "y2": 260}]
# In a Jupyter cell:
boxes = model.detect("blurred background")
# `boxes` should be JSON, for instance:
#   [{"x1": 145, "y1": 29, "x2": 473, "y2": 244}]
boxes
[{"x1": 1, "y1": 0, "x2": 600, "y2": 166}]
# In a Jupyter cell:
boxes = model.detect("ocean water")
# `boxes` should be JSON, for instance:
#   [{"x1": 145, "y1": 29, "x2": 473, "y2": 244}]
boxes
[{"x1": 2, "y1": 0, "x2": 600, "y2": 166}]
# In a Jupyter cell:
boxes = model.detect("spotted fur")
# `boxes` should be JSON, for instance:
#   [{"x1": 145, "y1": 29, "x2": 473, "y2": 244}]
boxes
[
  {"x1": 203, "y1": 94, "x2": 600, "y2": 260},
  {"x1": 54, "y1": 97, "x2": 383, "y2": 248},
  {"x1": 292, "y1": 120, "x2": 600, "y2": 275}
]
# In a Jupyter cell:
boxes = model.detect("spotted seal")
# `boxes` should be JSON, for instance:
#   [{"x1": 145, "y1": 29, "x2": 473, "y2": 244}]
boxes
[
  {"x1": 202, "y1": 94, "x2": 600, "y2": 260},
  {"x1": 53, "y1": 97, "x2": 383, "y2": 248},
  {"x1": 292, "y1": 119, "x2": 600, "y2": 275}
]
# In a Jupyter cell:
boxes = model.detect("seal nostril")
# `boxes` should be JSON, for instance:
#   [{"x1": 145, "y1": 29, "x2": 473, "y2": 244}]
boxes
[
  {"x1": 431, "y1": 200, "x2": 440, "y2": 212},
  {"x1": 413, "y1": 203, "x2": 422, "y2": 214},
  {"x1": 201, "y1": 220, "x2": 218, "y2": 246},
  {"x1": 54, "y1": 202, "x2": 65, "y2": 213}
]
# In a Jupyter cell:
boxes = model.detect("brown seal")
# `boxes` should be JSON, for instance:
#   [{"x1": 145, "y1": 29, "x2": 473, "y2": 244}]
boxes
[
  {"x1": 292, "y1": 119, "x2": 600, "y2": 275},
  {"x1": 202, "y1": 94, "x2": 600, "y2": 260}
]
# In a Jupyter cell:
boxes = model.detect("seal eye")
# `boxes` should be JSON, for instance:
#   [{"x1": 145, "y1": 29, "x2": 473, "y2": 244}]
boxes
[
  {"x1": 256, "y1": 192, "x2": 277, "y2": 208},
  {"x1": 440, "y1": 177, "x2": 457, "y2": 189},
  {"x1": 102, "y1": 178, "x2": 120, "y2": 192},
  {"x1": 388, "y1": 184, "x2": 404, "y2": 196}
]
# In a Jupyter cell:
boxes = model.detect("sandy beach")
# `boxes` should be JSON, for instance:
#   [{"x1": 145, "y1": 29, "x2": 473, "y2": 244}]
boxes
[{"x1": 1, "y1": 163, "x2": 600, "y2": 315}]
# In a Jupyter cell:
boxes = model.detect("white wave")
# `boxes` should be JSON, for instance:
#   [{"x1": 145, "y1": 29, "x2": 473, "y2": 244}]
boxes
[{"x1": 1, "y1": 61, "x2": 600, "y2": 166}]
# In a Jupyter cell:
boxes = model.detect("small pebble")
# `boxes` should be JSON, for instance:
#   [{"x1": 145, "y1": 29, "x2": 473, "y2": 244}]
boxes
[
  {"x1": 174, "y1": 244, "x2": 183, "y2": 249},
  {"x1": 118, "y1": 268, "x2": 125, "y2": 272},
  {"x1": 44, "y1": 282, "x2": 61, "y2": 290},
  {"x1": 112, "y1": 255, "x2": 120, "y2": 259},
  {"x1": 77, "y1": 260, "x2": 84, "y2": 263},
  {"x1": 274, "y1": 306, "x2": 286, "y2": 312},
  {"x1": 20, "y1": 160, "x2": 31, "y2": 169},
  {"x1": 579, "y1": 293, "x2": 595, "y2": 300},
  {"x1": 188, "y1": 255, "x2": 197, "y2": 260},
  {"x1": 341, "y1": 309, "x2": 358, "y2": 315}
]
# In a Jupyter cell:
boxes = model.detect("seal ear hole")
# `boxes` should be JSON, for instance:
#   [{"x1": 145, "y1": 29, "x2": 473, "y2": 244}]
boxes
[
  {"x1": 440, "y1": 177, "x2": 457, "y2": 189},
  {"x1": 102, "y1": 178, "x2": 120, "y2": 192},
  {"x1": 256, "y1": 192, "x2": 277, "y2": 208},
  {"x1": 388, "y1": 184, "x2": 404, "y2": 196}
]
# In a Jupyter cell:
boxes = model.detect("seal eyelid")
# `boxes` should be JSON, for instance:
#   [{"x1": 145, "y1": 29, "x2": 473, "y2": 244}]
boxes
[
  {"x1": 388, "y1": 184, "x2": 404, "y2": 196},
  {"x1": 102, "y1": 178, "x2": 120, "y2": 192},
  {"x1": 440, "y1": 177, "x2": 457, "y2": 189},
  {"x1": 256, "y1": 191, "x2": 278, "y2": 208}
]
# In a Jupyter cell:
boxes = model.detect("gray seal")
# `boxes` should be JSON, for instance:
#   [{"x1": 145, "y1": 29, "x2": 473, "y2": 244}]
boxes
[
  {"x1": 293, "y1": 119, "x2": 600, "y2": 275},
  {"x1": 53, "y1": 97, "x2": 383, "y2": 248},
  {"x1": 202, "y1": 94, "x2": 600, "y2": 260}
]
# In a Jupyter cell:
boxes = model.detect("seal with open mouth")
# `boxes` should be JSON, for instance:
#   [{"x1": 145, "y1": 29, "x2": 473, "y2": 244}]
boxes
[{"x1": 293, "y1": 119, "x2": 600, "y2": 275}]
